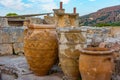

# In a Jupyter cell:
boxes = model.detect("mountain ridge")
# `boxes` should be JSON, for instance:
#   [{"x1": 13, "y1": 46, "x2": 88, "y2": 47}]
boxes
[{"x1": 80, "y1": 5, "x2": 120, "y2": 26}]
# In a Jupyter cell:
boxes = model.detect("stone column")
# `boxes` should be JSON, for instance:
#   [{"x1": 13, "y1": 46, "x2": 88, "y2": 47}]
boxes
[
  {"x1": 53, "y1": 2, "x2": 66, "y2": 27},
  {"x1": 60, "y1": 2, "x2": 63, "y2": 9},
  {"x1": 53, "y1": 3, "x2": 79, "y2": 27},
  {"x1": 73, "y1": 7, "x2": 76, "y2": 14},
  {"x1": 69, "y1": 7, "x2": 79, "y2": 27},
  {"x1": 53, "y1": 9, "x2": 65, "y2": 27}
]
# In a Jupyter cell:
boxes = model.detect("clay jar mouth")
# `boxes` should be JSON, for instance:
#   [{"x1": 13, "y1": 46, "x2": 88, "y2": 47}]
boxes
[
  {"x1": 80, "y1": 47, "x2": 114, "y2": 55},
  {"x1": 28, "y1": 24, "x2": 56, "y2": 29}
]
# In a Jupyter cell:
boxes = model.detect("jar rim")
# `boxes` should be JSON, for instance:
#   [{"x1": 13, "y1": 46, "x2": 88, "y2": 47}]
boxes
[{"x1": 80, "y1": 47, "x2": 114, "y2": 55}]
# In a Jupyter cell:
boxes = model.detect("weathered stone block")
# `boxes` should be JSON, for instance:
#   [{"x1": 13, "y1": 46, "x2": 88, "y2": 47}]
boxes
[
  {"x1": 0, "y1": 44, "x2": 12, "y2": 55},
  {"x1": 110, "y1": 27, "x2": 120, "y2": 37},
  {"x1": 0, "y1": 18, "x2": 8, "y2": 27},
  {"x1": 59, "y1": 44, "x2": 84, "y2": 51},
  {"x1": 12, "y1": 27, "x2": 24, "y2": 43},
  {"x1": 13, "y1": 43, "x2": 24, "y2": 54},
  {"x1": 0, "y1": 28, "x2": 13, "y2": 43},
  {"x1": 0, "y1": 27, "x2": 24, "y2": 43},
  {"x1": 81, "y1": 31, "x2": 87, "y2": 39},
  {"x1": 59, "y1": 44, "x2": 84, "y2": 59},
  {"x1": 58, "y1": 28, "x2": 86, "y2": 44}
]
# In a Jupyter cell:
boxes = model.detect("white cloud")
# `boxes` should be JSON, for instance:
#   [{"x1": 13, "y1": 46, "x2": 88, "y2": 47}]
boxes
[
  {"x1": 89, "y1": 0, "x2": 96, "y2": 1},
  {"x1": 41, "y1": 3, "x2": 58, "y2": 12},
  {"x1": 60, "y1": 0, "x2": 70, "y2": 4},
  {"x1": 28, "y1": 0, "x2": 58, "y2": 12},
  {"x1": 29, "y1": 0, "x2": 54, "y2": 3},
  {"x1": 0, "y1": 0, "x2": 31, "y2": 10}
]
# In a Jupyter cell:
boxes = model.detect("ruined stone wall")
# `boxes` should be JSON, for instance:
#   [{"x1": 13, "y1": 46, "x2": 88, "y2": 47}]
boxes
[
  {"x1": 0, "y1": 26, "x2": 119, "y2": 56},
  {"x1": 25, "y1": 17, "x2": 43, "y2": 24},
  {"x1": 0, "y1": 18, "x2": 9, "y2": 27},
  {"x1": 86, "y1": 27, "x2": 111, "y2": 46},
  {"x1": 0, "y1": 27, "x2": 24, "y2": 55},
  {"x1": 44, "y1": 15, "x2": 55, "y2": 24},
  {"x1": 0, "y1": 27, "x2": 120, "y2": 80}
]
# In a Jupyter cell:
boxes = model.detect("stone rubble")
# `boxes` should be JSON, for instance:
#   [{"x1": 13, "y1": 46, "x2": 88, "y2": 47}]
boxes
[{"x1": 0, "y1": 55, "x2": 63, "y2": 80}]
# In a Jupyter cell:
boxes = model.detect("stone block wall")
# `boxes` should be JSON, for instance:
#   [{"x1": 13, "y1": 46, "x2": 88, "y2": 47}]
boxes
[
  {"x1": 84, "y1": 27, "x2": 111, "y2": 46},
  {"x1": 0, "y1": 18, "x2": 8, "y2": 27},
  {"x1": 0, "y1": 27, "x2": 24, "y2": 55},
  {"x1": 0, "y1": 44, "x2": 13, "y2": 55}
]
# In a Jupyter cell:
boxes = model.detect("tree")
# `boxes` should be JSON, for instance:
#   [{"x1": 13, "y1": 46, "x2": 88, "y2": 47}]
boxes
[
  {"x1": 95, "y1": 23, "x2": 110, "y2": 27},
  {"x1": 6, "y1": 13, "x2": 18, "y2": 16},
  {"x1": 95, "y1": 22, "x2": 120, "y2": 27}
]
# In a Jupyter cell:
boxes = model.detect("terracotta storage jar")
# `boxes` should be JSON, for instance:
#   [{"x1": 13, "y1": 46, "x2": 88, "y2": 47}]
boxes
[
  {"x1": 57, "y1": 27, "x2": 86, "y2": 80},
  {"x1": 79, "y1": 47, "x2": 114, "y2": 80},
  {"x1": 24, "y1": 24, "x2": 58, "y2": 76}
]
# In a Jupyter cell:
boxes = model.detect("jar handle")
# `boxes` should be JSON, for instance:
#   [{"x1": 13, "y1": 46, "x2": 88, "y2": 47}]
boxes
[
  {"x1": 103, "y1": 56, "x2": 115, "y2": 72},
  {"x1": 103, "y1": 56, "x2": 113, "y2": 62}
]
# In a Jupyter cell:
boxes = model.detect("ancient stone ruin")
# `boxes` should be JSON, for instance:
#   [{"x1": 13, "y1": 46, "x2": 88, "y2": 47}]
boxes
[{"x1": 0, "y1": 1, "x2": 120, "y2": 80}]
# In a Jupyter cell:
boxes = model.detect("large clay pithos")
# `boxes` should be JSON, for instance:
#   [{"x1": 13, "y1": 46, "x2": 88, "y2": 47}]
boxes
[
  {"x1": 79, "y1": 47, "x2": 114, "y2": 80},
  {"x1": 57, "y1": 27, "x2": 86, "y2": 80},
  {"x1": 24, "y1": 24, "x2": 58, "y2": 76}
]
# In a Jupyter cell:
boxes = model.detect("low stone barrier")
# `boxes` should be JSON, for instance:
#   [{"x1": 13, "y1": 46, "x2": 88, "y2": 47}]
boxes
[{"x1": 0, "y1": 27, "x2": 24, "y2": 55}]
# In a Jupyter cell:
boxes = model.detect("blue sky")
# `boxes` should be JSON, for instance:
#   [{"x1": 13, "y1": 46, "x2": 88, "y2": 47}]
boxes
[{"x1": 0, "y1": 0, "x2": 120, "y2": 16}]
